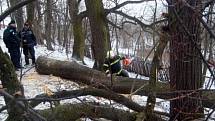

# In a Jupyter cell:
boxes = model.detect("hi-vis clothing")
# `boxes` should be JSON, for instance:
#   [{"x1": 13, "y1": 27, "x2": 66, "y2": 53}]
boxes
[
  {"x1": 103, "y1": 55, "x2": 129, "y2": 77},
  {"x1": 123, "y1": 58, "x2": 131, "y2": 66}
]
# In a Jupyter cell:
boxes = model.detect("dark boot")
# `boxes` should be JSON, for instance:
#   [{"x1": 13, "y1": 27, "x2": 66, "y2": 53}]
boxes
[
  {"x1": 25, "y1": 56, "x2": 29, "y2": 66},
  {"x1": 32, "y1": 59, "x2": 35, "y2": 65}
]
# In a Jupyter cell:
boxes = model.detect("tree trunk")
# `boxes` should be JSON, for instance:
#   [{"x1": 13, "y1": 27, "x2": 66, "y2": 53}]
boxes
[
  {"x1": 35, "y1": 56, "x2": 215, "y2": 109},
  {"x1": 45, "y1": 0, "x2": 54, "y2": 50},
  {"x1": 52, "y1": 10, "x2": 57, "y2": 45},
  {"x1": 85, "y1": 0, "x2": 110, "y2": 70},
  {"x1": 69, "y1": 0, "x2": 85, "y2": 62},
  {"x1": 145, "y1": 29, "x2": 168, "y2": 120},
  {"x1": 34, "y1": 0, "x2": 44, "y2": 45},
  {"x1": 9, "y1": 0, "x2": 24, "y2": 31},
  {"x1": 0, "y1": 48, "x2": 25, "y2": 121},
  {"x1": 40, "y1": 103, "x2": 136, "y2": 121},
  {"x1": 62, "y1": 2, "x2": 69, "y2": 53},
  {"x1": 26, "y1": 1, "x2": 35, "y2": 23},
  {"x1": 168, "y1": 0, "x2": 204, "y2": 120},
  {"x1": 36, "y1": 56, "x2": 169, "y2": 93},
  {"x1": 57, "y1": 14, "x2": 62, "y2": 46},
  {"x1": 202, "y1": 3, "x2": 214, "y2": 84}
]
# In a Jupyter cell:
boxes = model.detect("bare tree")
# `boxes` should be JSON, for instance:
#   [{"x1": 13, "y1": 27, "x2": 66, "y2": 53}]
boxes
[
  {"x1": 45, "y1": 0, "x2": 54, "y2": 50},
  {"x1": 168, "y1": 0, "x2": 204, "y2": 120},
  {"x1": 9, "y1": 0, "x2": 24, "y2": 31},
  {"x1": 68, "y1": 0, "x2": 85, "y2": 62},
  {"x1": 85, "y1": 0, "x2": 110, "y2": 70}
]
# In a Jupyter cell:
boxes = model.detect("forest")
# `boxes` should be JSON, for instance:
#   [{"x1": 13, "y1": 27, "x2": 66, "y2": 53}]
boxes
[{"x1": 0, "y1": 0, "x2": 215, "y2": 121}]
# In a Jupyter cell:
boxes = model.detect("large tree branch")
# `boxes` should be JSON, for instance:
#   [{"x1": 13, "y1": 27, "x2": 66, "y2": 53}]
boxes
[
  {"x1": 30, "y1": 88, "x2": 168, "y2": 115},
  {"x1": 29, "y1": 88, "x2": 169, "y2": 119},
  {"x1": 109, "y1": 10, "x2": 151, "y2": 29},
  {"x1": 0, "y1": 89, "x2": 46, "y2": 121},
  {"x1": 39, "y1": 103, "x2": 137, "y2": 121},
  {"x1": 0, "y1": 0, "x2": 36, "y2": 22}
]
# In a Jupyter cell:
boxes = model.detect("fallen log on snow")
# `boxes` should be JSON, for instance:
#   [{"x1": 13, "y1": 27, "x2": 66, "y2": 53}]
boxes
[
  {"x1": 35, "y1": 56, "x2": 215, "y2": 108},
  {"x1": 35, "y1": 56, "x2": 169, "y2": 94}
]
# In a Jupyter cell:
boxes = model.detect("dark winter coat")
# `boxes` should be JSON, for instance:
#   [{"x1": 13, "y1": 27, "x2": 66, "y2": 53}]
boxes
[
  {"x1": 103, "y1": 55, "x2": 123, "y2": 75},
  {"x1": 20, "y1": 27, "x2": 36, "y2": 47},
  {"x1": 3, "y1": 26, "x2": 20, "y2": 49}
]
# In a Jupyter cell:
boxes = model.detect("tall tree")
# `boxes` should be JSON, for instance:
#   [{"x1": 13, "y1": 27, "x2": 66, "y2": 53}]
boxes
[
  {"x1": 26, "y1": 1, "x2": 35, "y2": 23},
  {"x1": 68, "y1": 0, "x2": 85, "y2": 62},
  {"x1": 168, "y1": 0, "x2": 203, "y2": 120},
  {"x1": 34, "y1": 0, "x2": 44, "y2": 45},
  {"x1": 9, "y1": 0, "x2": 24, "y2": 31},
  {"x1": 62, "y1": 0, "x2": 70, "y2": 53},
  {"x1": 85, "y1": 0, "x2": 110, "y2": 70},
  {"x1": 0, "y1": 47, "x2": 25, "y2": 121},
  {"x1": 45, "y1": 0, "x2": 54, "y2": 50}
]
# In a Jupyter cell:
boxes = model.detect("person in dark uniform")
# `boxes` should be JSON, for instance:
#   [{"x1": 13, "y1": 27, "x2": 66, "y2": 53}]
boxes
[
  {"x1": 103, "y1": 50, "x2": 129, "y2": 77},
  {"x1": 3, "y1": 19, "x2": 21, "y2": 70},
  {"x1": 19, "y1": 22, "x2": 37, "y2": 66}
]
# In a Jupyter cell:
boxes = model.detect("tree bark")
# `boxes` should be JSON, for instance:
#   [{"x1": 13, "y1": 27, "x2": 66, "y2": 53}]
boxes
[
  {"x1": 9, "y1": 0, "x2": 24, "y2": 31},
  {"x1": 145, "y1": 29, "x2": 168, "y2": 120},
  {"x1": 69, "y1": 0, "x2": 85, "y2": 62},
  {"x1": 34, "y1": 0, "x2": 44, "y2": 45},
  {"x1": 26, "y1": 0, "x2": 35, "y2": 23},
  {"x1": 0, "y1": 48, "x2": 25, "y2": 121},
  {"x1": 45, "y1": 0, "x2": 54, "y2": 50},
  {"x1": 62, "y1": 2, "x2": 69, "y2": 53},
  {"x1": 40, "y1": 103, "x2": 137, "y2": 121},
  {"x1": 36, "y1": 56, "x2": 168, "y2": 93},
  {"x1": 168, "y1": 0, "x2": 204, "y2": 120}
]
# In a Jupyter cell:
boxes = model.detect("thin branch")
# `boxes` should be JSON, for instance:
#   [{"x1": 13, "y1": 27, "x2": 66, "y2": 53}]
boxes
[
  {"x1": 106, "y1": 18, "x2": 122, "y2": 29},
  {"x1": 0, "y1": 105, "x2": 7, "y2": 113},
  {"x1": 110, "y1": 10, "x2": 151, "y2": 29},
  {"x1": 106, "y1": 0, "x2": 153, "y2": 14},
  {"x1": 29, "y1": 87, "x2": 169, "y2": 117}
]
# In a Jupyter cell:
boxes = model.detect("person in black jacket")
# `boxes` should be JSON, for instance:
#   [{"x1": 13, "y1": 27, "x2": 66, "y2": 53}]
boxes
[
  {"x1": 103, "y1": 50, "x2": 129, "y2": 77},
  {"x1": 3, "y1": 19, "x2": 21, "y2": 70},
  {"x1": 20, "y1": 22, "x2": 37, "y2": 66}
]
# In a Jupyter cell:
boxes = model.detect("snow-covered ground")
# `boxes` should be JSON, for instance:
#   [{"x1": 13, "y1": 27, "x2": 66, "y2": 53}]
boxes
[
  {"x1": 0, "y1": 27, "x2": 170, "y2": 120},
  {"x1": 0, "y1": 28, "x2": 214, "y2": 120}
]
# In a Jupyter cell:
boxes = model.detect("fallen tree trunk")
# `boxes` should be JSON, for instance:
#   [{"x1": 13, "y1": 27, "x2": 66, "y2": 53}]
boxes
[
  {"x1": 36, "y1": 56, "x2": 215, "y2": 108},
  {"x1": 36, "y1": 56, "x2": 169, "y2": 94}
]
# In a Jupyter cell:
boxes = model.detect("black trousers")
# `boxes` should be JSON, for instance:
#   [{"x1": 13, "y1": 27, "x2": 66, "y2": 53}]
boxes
[
  {"x1": 8, "y1": 48, "x2": 21, "y2": 68},
  {"x1": 23, "y1": 46, "x2": 35, "y2": 64}
]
